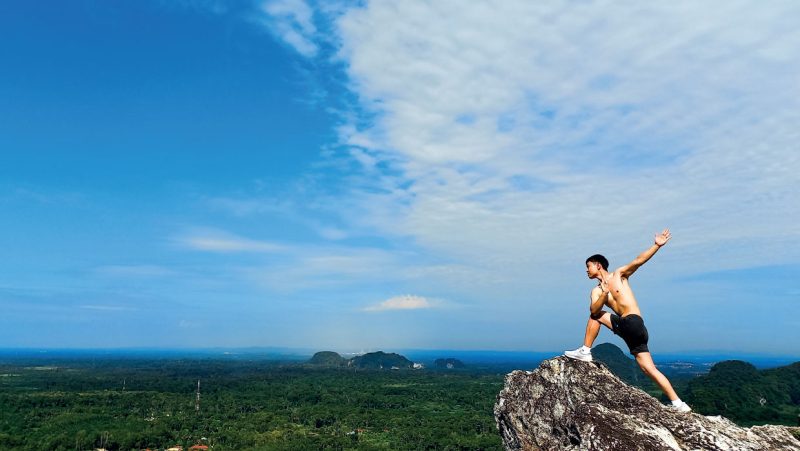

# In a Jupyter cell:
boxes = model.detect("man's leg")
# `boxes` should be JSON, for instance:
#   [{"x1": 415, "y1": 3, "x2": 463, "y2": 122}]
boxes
[
  {"x1": 634, "y1": 352, "x2": 680, "y2": 401},
  {"x1": 566, "y1": 312, "x2": 612, "y2": 361},
  {"x1": 583, "y1": 314, "x2": 605, "y2": 347}
]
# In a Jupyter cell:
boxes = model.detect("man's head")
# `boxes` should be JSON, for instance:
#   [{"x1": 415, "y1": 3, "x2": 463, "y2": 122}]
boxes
[{"x1": 585, "y1": 254, "x2": 609, "y2": 279}]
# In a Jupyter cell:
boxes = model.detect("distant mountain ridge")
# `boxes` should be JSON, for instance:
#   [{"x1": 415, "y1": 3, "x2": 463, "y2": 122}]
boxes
[{"x1": 308, "y1": 351, "x2": 414, "y2": 369}]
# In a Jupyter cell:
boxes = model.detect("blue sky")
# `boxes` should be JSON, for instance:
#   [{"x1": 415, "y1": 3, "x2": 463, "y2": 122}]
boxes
[{"x1": 1, "y1": 0, "x2": 798, "y2": 355}]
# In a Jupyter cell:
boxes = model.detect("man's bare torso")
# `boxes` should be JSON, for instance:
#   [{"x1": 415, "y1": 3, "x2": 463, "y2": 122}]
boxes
[{"x1": 595, "y1": 270, "x2": 642, "y2": 317}]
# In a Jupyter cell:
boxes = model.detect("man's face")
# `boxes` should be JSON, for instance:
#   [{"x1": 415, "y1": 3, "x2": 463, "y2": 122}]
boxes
[{"x1": 586, "y1": 261, "x2": 602, "y2": 279}]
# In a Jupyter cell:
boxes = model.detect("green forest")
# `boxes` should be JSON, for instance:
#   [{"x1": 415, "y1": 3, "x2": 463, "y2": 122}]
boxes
[
  {"x1": 684, "y1": 360, "x2": 800, "y2": 426},
  {"x1": 0, "y1": 357, "x2": 502, "y2": 450},
  {"x1": 0, "y1": 348, "x2": 797, "y2": 450}
]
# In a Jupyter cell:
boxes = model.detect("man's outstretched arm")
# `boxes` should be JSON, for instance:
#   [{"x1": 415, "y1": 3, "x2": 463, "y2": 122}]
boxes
[{"x1": 617, "y1": 229, "x2": 671, "y2": 278}]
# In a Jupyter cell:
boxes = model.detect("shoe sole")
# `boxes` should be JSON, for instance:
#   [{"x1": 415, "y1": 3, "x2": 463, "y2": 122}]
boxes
[
  {"x1": 668, "y1": 406, "x2": 692, "y2": 413},
  {"x1": 564, "y1": 354, "x2": 592, "y2": 362}
]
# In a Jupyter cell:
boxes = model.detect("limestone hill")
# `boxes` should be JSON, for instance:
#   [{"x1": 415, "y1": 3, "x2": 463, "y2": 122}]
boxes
[
  {"x1": 307, "y1": 350, "x2": 414, "y2": 369},
  {"x1": 349, "y1": 351, "x2": 413, "y2": 369},
  {"x1": 685, "y1": 360, "x2": 800, "y2": 425},
  {"x1": 308, "y1": 351, "x2": 346, "y2": 366}
]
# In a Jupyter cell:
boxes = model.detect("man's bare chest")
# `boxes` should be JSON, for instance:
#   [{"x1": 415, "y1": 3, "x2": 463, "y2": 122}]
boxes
[{"x1": 606, "y1": 274, "x2": 634, "y2": 302}]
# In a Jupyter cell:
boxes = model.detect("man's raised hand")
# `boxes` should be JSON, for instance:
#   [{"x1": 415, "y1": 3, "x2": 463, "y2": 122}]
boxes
[{"x1": 655, "y1": 228, "x2": 672, "y2": 247}]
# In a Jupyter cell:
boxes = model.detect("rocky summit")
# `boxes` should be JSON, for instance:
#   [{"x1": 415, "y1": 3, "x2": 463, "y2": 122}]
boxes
[{"x1": 494, "y1": 357, "x2": 800, "y2": 451}]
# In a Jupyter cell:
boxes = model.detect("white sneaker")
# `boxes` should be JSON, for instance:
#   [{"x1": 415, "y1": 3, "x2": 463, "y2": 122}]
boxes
[
  {"x1": 669, "y1": 401, "x2": 692, "y2": 413},
  {"x1": 564, "y1": 347, "x2": 592, "y2": 362}
]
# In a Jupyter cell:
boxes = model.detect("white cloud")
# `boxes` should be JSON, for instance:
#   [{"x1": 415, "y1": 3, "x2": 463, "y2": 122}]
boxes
[
  {"x1": 363, "y1": 294, "x2": 432, "y2": 312},
  {"x1": 153, "y1": 1, "x2": 800, "y2": 350},
  {"x1": 330, "y1": 0, "x2": 800, "y2": 279},
  {"x1": 259, "y1": 0, "x2": 319, "y2": 57},
  {"x1": 175, "y1": 229, "x2": 285, "y2": 253},
  {"x1": 243, "y1": 247, "x2": 407, "y2": 293}
]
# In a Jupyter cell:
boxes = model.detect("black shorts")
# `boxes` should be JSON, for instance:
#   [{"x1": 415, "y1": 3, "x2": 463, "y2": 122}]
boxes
[{"x1": 610, "y1": 314, "x2": 649, "y2": 355}]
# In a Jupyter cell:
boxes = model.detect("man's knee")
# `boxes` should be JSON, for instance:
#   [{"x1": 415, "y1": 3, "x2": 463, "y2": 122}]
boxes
[
  {"x1": 635, "y1": 355, "x2": 657, "y2": 375},
  {"x1": 589, "y1": 311, "x2": 613, "y2": 329}
]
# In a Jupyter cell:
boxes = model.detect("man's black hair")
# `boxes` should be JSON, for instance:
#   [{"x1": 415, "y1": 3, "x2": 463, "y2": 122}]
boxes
[{"x1": 586, "y1": 254, "x2": 609, "y2": 270}]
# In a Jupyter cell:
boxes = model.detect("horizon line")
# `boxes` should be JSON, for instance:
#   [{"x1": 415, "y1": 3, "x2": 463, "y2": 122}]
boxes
[{"x1": 0, "y1": 345, "x2": 798, "y2": 360}]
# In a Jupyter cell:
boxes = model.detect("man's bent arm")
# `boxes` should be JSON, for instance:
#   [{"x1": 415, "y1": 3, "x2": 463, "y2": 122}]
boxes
[
  {"x1": 618, "y1": 229, "x2": 671, "y2": 278},
  {"x1": 589, "y1": 287, "x2": 609, "y2": 316}
]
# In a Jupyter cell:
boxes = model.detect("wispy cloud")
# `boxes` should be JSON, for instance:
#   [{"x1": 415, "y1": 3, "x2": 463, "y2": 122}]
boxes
[
  {"x1": 363, "y1": 295, "x2": 432, "y2": 312},
  {"x1": 178, "y1": 2, "x2": 799, "y2": 322},
  {"x1": 175, "y1": 229, "x2": 285, "y2": 253},
  {"x1": 95, "y1": 265, "x2": 176, "y2": 278},
  {"x1": 244, "y1": 247, "x2": 406, "y2": 293},
  {"x1": 79, "y1": 304, "x2": 136, "y2": 312},
  {"x1": 1, "y1": 187, "x2": 84, "y2": 205},
  {"x1": 206, "y1": 196, "x2": 283, "y2": 217},
  {"x1": 166, "y1": 0, "x2": 230, "y2": 15},
  {"x1": 258, "y1": 0, "x2": 319, "y2": 57},
  {"x1": 329, "y1": 0, "x2": 800, "y2": 278},
  {"x1": 52, "y1": 0, "x2": 794, "y2": 351},
  {"x1": 206, "y1": 194, "x2": 349, "y2": 241},
  {"x1": 184, "y1": 0, "x2": 797, "y2": 354}
]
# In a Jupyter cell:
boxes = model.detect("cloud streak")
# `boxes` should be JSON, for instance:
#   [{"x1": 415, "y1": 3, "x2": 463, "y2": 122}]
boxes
[
  {"x1": 363, "y1": 295, "x2": 432, "y2": 312},
  {"x1": 175, "y1": 229, "x2": 285, "y2": 253},
  {"x1": 258, "y1": 0, "x2": 319, "y2": 57},
  {"x1": 95, "y1": 265, "x2": 176, "y2": 278},
  {"x1": 79, "y1": 304, "x2": 136, "y2": 312}
]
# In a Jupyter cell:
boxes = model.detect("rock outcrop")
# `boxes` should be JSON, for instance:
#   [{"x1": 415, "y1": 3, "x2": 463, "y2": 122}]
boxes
[{"x1": 494, "y1": 357, "x2": 800, "y2": 450}]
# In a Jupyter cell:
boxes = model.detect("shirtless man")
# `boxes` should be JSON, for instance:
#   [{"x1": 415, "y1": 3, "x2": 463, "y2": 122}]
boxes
[{"x1": 564, "y1": 229, "x2": 691, "y2": 413}]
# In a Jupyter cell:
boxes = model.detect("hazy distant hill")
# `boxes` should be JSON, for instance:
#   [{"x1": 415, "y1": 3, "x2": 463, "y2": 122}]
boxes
[
  {"x1": 308, "y1": 350, "x2": 414, "y2": 369},
  {"x1": 685, "y1": 360, "x2": 800, "y2": 425},
  {"x1": 308, "y1": 351, "x2": 346, "y2": 366},
  {"x1": 592, "y1": 343, "x2": 643, "y2": 386},
  {"x1": 349, "y1": 351, "x2": 413, "y2": 369}
]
